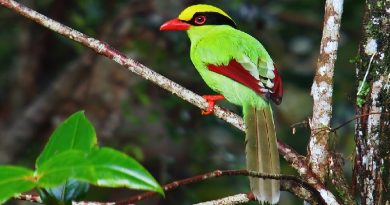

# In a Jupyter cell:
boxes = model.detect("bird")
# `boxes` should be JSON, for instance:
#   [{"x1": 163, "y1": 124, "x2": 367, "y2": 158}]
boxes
[{"x1": 160, "y1": 4, "x2": 282, "y2": 204}]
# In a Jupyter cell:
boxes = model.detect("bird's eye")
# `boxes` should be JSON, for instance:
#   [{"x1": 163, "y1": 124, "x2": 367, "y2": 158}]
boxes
[{"x1": 194, "y1": 15, "x2": 207, "y2": 25}]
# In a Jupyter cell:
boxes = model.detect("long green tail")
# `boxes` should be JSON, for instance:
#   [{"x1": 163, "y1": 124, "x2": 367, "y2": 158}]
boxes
[{"x1": 243, "y1": 104, "x2": 280, "y2": 204}]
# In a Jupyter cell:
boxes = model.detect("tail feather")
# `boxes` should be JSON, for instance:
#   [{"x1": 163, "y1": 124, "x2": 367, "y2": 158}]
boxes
[{"x1": 243, "y1": 104, "x2": 280, "y2": 204}]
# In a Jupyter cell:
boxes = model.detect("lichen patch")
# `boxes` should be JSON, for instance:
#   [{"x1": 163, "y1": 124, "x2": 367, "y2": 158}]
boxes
[
  {"x1": 364, "y1": 38, "x2": 378, "y2": 55},
  {"x1": 319, "y1": 189, "x2": 340, "y2": 205},
  {"x1": 324, "y1": 41, "x2": 338, "y2": 54}
]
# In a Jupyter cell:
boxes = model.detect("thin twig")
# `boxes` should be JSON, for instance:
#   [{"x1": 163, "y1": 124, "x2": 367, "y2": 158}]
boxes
[
  {"x1": 291, "y1": 112, "x2": 390, "y2": 137},
  {"x1": 331, "y1": 112, "x2": 389, "y2": 132},
  {"x1": 290, "y1": 118, "x2": 310, "y2": 134},
  {"x1": 307, "y1": 112, "x2": 390, "y2": 138}
]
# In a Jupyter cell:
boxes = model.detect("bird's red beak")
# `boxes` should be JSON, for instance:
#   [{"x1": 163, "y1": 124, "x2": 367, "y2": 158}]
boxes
[{"x1": 160, "y1": 18, "x2": 191, "y2": 31}]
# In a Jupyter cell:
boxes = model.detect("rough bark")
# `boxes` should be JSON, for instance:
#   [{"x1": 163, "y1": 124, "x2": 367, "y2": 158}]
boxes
[
  {"x1": 329, "y1": 152, "x2": 356, "y2": 205},
  {"x1": 354, "y1": 0, "x2": 390, "y2": 204},
  {"x1": 308, "y1": 0, "x2": 343, "y2": 181}
]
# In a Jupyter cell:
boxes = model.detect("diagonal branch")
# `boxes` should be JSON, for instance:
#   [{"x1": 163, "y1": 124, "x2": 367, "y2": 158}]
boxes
[
  {"x1": 0, "y1": 0, "x2": 151, "y2": 163},
  {"x1": 1, "y1": 0, "x2": 244, "y2": 132},
  {"x1": 0, "y1": 0, "x2": 339, "y2": 204}
]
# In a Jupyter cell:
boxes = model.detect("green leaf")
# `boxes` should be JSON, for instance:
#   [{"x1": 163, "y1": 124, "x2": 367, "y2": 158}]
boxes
[
  {"x1": 0, "y1": 166, "x2": 36, "y2": 204},
  {"x1": 89, "y1": 148, "x2": 163, "y2": 194},
  {"x1": 36, "y1": 111, "x2": 97, "y2": 168},
  {"x1": 36, "y1": 151, "x2": 94, "y2": 186},
  {"x1": 357, "y1": 80, "x2": 370, "y2": 107},
  {"x1": 36, "y1": 148, "x2": 163, "y2": 195}
]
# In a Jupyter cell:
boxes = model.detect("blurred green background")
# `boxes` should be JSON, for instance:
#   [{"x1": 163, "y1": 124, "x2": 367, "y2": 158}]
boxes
[{"x1": 0, "y1": 0, "x2": 362, "y2": 204}]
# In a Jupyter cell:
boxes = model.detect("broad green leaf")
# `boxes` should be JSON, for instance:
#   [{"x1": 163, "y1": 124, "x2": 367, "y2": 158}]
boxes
[
  {"x1": 89, "y1": 148, "x2": 163, "y2": 194},
  {"x1": 0, "y1": 166, "x2": 36, "y2": 204},
  {"x1": 36, "y1": 148, "x2": 163, "y2": 195},
  {"x1": 36, "y1": 151, "x2": 94, "y2": 186},
  {"x1": 36, "y1": 111, "x2": 97, "y2": 168}
]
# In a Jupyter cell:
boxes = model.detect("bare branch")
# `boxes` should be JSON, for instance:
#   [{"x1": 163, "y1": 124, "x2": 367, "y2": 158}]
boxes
[
  {"x1": 194, "y1": 193, "x2": 254, "y2": 205},
  {"x1": 308, "y1": 0, "x2": 344, "y2": 181},
  {"x1": 0, "y1": 0, "x2": 244, "y2": 132},
  {"x1": 277, "y1": 143, "x2": 340, "y2": 205}
]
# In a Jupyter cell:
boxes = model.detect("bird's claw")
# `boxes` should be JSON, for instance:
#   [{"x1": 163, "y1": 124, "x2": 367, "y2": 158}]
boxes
[{"x1": 201, "y1": 95, "x2": 225, "y2": 115}]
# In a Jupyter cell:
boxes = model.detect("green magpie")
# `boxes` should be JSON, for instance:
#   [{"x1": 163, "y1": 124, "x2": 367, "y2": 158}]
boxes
[{"x1": 160, "y1": 4, "x2": 282, "y2": 204}]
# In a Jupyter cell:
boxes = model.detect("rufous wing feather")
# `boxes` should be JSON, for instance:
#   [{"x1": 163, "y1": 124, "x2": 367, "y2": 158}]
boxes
[{"x1": 207, "y1": 60, "x2": 283, "y2": 105}]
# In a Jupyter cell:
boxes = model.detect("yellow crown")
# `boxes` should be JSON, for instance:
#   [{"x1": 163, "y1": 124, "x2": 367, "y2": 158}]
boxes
[{"x1": 178, "y1": 4, "x2": 233, "y2": 21}]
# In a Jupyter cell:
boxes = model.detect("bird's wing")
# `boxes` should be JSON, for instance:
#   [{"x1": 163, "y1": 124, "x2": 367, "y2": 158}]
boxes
[
  {"x1": 193, "y1": 28, "x2": 282, "y2": 104},
  {"x1": 207, "y1": 54, "x2": 282, "y2": 105}
]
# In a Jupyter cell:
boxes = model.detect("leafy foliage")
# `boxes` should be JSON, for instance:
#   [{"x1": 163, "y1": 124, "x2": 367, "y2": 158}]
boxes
[
  {"x1": 356, "y1": 80, "x2": 370, "y2": 107},
  {"x1": 0, "y1": 111, "x2": 162, "y2": 204}
]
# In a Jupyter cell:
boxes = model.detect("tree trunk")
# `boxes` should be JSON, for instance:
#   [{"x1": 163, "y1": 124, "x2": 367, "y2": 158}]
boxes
[{"x1": 355, "y1": 1, "x2": 390, "y2": 205}]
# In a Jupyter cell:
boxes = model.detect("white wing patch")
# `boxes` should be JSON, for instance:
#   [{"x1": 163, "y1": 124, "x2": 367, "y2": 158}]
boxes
[
  {"x1": 237, "y1": 54, "x2": 260, "y2": 80},
  {"x1": 237, "y1": 54, "x2": 275, "y2": 93},
  {"x1": 266, "y1": 61, "x2": 275, "y2": 79}
]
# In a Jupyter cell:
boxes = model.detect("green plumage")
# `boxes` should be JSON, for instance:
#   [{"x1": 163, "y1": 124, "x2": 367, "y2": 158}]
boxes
[
  {"x1": 189, "y1": 25, "x2": 273, "y2": 108},
  {"x1": 188, "y1": 25, "x2": 280, "y2": 204}
]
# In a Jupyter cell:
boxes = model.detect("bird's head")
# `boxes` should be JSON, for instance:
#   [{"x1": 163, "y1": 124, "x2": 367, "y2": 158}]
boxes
[{"x1": 160, "y1": 4, "x2": 236, "y2": 31}]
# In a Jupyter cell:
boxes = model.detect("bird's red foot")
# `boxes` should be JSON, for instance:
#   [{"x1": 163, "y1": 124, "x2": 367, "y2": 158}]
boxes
[{"x1": 201, "y1": 95, "x2": 225, "y2": 115}]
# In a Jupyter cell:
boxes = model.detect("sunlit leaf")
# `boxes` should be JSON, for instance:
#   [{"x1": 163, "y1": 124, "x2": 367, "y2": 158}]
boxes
[
  {"x1": 36, "y1": 151, "x2": 93, "y2": 186},
  {"x1": 36, "y1": 111, "x2": 97, "y2": 168},
  {"x1": 89, "y1": 148, "x2": 163, "y2": 194}
]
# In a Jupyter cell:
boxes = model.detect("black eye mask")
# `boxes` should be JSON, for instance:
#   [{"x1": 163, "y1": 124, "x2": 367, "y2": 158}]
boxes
[{"x1": 185, "y1": 12, "x2": 237, "y2": 28}]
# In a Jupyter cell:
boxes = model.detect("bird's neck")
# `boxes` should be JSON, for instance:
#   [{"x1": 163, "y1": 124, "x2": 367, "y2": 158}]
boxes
[
  {"x1": 187, "y1": 25, "x2": 235, "y2": 44},
  {"x1": 186, "y1": 26, "x2": 215, "y2": 44}
]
